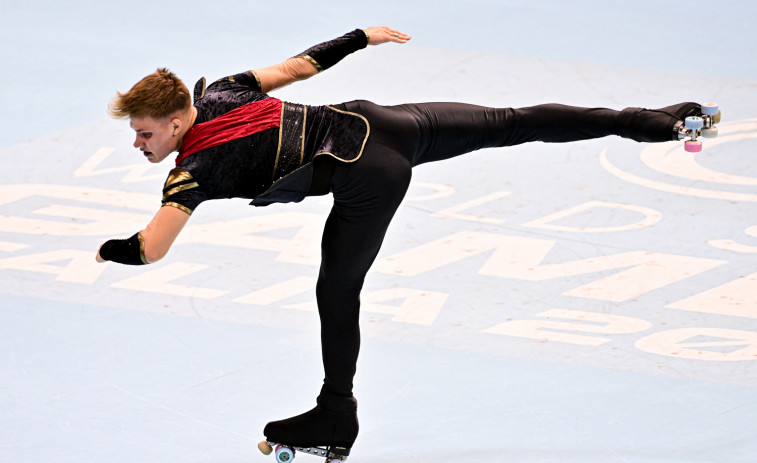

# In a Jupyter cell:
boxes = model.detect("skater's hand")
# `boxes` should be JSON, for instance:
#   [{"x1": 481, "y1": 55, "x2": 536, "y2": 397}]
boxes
[
  {"x1": 95, "y1": 246, "x2": 106, "y2": 263},
  {"x1": 364, "y1": 26, "x2": 411, "y2": 45}
]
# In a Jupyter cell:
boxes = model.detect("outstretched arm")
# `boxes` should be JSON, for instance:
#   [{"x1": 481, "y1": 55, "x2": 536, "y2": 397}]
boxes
[
  {"x1": 255, "y1": 27, "x2": 411, "y2": 93},
  {"x1": 96, "y1": 206, "x2": 190, "y2": 265}
]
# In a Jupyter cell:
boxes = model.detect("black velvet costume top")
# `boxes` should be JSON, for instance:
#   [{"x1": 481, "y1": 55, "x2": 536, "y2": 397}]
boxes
[{"x1": 162, "y1": 30, "x2": 371, "y2": 215}]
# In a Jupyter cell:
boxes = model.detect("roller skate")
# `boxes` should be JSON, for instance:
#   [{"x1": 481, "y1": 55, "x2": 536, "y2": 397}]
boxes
[
  {"x1": 618, "y1": 101, "x2": 720, "y2": 147},
  {"x1": 258, "y1": 441, "x2": 350, "y2": 463},
  {"x1": 674, "y1": 102, "x2": 721, "y2": 153},
  {"x1": 258, "y1": 390, "x2": 358, "y2": 463}
]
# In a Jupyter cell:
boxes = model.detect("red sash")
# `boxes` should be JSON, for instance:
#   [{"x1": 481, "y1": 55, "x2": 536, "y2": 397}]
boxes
[{"x1": 176, "y1": 97, "x2": 283, "y2": 166}]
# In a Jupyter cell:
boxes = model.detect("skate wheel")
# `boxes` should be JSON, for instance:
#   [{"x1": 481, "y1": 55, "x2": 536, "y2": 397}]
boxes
[
  {"x1": 685, "y1": 140, "x2": 703, "y2": 153},
  {"x1": 258, "y1": 441, "x2": 273, "y2": 455},
  {"x1": 275, "y1": 445, "x2": 295, "y2": 463},
  {"x1": 701, "y1": 102, "x2": 719, "y2": 116},
  {"x1": 684, "y1": 116, "x2": 704, "y2": 130},
  {"x1": 701, "y1": 126, "x2": 719, "y2": 138}
]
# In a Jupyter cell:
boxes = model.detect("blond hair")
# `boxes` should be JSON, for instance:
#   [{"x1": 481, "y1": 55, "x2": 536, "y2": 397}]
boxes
[{"x1": 109, "y1": 68, "x2": 191, "y2": 119}]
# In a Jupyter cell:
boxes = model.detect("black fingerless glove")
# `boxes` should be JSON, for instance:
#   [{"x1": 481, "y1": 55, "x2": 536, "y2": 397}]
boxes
[{"x1": 99, "y1": 232, "x2": 148, "y2": 265}]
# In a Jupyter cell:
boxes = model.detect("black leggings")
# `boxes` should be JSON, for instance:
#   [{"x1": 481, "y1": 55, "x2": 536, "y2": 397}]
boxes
[{"x1": 310, "y1": 100, "x2": 694, "y2": 397}]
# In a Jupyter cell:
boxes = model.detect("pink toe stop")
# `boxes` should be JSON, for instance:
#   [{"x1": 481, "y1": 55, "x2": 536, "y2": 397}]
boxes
[{"x1": 684, "y1": 140, "x2": 703, "y2": 153}]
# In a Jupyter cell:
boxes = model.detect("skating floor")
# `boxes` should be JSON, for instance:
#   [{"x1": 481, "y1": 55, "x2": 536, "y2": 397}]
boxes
[{"x1": 2, "y1": 2, "x2": 757, "y2": 462}]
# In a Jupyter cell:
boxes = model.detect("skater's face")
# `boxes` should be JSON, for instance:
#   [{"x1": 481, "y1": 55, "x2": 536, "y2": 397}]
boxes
[{"x1": 130, "y1": 115, "x2": 180, "y2": 163}]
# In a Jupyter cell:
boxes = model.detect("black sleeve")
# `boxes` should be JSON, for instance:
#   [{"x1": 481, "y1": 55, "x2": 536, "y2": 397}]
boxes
[
  {"x1": 161, "y1": 167, "x2": 206, "y2": 215},
  {"x1": 202, "y1": 71, "x2": 264, "y2": 96},
  {"x1": 229, "y1": 70, "x2": 263, "y2": 91},
  {"x1": 294, "y1": 29, "x2": 370, "y2": 71}
]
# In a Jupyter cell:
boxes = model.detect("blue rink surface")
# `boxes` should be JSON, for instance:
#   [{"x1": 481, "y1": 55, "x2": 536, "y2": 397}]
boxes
[
  {"x1": 2, "y1": 294, "x2": 755, "y2": 463},
  {"x1": 2, "y1": 1, "x2": 757, "y2": 462}
]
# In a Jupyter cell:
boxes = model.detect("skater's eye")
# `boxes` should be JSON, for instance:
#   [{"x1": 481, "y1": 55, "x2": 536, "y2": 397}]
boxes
[{"x1": 141, "y1": 132, "x2": 152, "y2": 139}]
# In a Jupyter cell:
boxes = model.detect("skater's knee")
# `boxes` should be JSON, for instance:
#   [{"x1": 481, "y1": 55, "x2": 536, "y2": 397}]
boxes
[{"x1": 316, "y1": 275, "x2": 362, "y2": 313}]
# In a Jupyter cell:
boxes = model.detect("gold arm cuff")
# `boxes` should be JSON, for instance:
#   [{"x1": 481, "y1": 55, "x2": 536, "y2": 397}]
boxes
[
  {"x1": 161, "y1": 202, "x2": 194, "y2": 216},
  {"x1": 362, "y1": 29, "x2": 370, "y2": 45},
  {"x1": 297, "y1": 54, "x2": 324, "y2": 72},
  {"x1": 136, "y1": 231, "x2": 148, "y2": 265}
]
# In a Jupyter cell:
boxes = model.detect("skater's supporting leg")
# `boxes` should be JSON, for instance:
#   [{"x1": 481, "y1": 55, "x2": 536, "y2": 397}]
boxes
[
  {"x1": 264, "y1": 143, "x2": 412, "y2": 449},
  {"x1": 316, "y1": 146, "x2": 412, "y2": 398}
]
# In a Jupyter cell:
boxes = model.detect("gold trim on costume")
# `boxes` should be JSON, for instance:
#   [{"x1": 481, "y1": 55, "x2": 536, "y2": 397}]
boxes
[
  {"x1": 161, "y1": 168, "x2": 198, "y2": 214},
  {"x1": 162, "y1": 182, "x2": 199, "y2": 202},
  {"x1": 300, "y1": 106, "x2": 307, "y2": 166},
  {"x1": 362, "y1": 29, "x2": 370, "y2": 44},
  {"x1": 314, "y1": 105, "x2": 371, "y2": 164},
  {"x1": 161, "y1": 202, "x2": 194, "y2": 216},
  {"x1": 273, "y1": 104, "x2": 286, "y2": 179},
  {"x1": 194, "y1": 77, "x2": 207, "y2": 101},
  {"x1": 297, "y1": 54, "x2": 324, "y2": 72},
  {"x1": 249, "y1": 70, "x2": 262, "y2": 91},
  {"x1": 272, "y1": 103, "x2": 307, "y2": 182},
  {"x1": 136, "y1": 231, "x2": 148, "y2": 265},
  {"x1": 164, "y1": 168, "x2": 194, "y2": 188}
]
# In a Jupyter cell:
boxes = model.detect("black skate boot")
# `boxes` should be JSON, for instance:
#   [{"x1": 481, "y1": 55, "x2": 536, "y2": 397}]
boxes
[
  {"x1": 260, "y1": 389, "x2": 359, "y2": 461},
  {"x1": 618, "y1": 102, "x2": 702, "y2": 142}
]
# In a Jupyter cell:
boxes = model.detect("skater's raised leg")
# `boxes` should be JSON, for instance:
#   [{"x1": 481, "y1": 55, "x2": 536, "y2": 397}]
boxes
[{"x1": 334, "y1": 100, "x2": 704, "y2": 167}]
